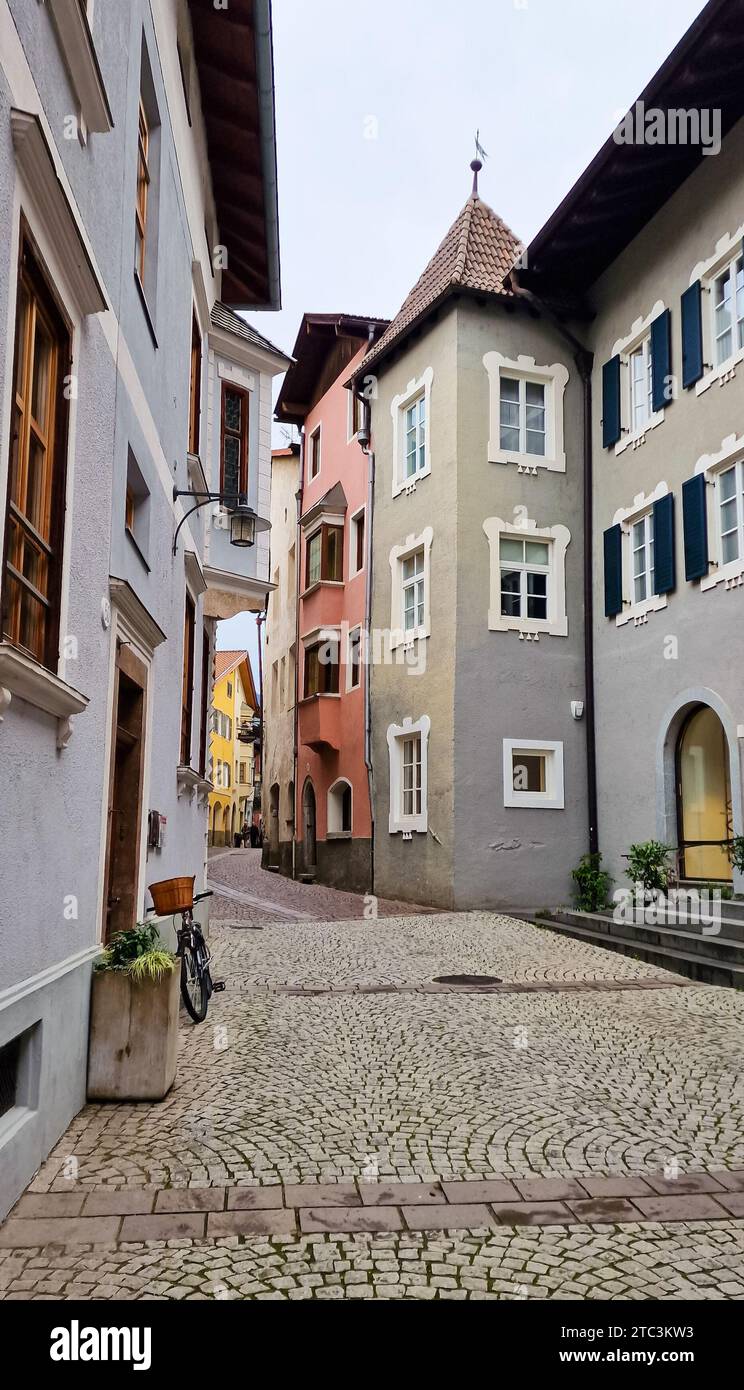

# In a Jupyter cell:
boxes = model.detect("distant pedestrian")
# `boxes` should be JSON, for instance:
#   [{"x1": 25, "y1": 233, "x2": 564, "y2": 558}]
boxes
[
  {"x1": 250, "y1": 823, "x2": 259, "y2": 848},
  {"x1": 241, "y1": 821, "x2": 250, "y2": 847}
]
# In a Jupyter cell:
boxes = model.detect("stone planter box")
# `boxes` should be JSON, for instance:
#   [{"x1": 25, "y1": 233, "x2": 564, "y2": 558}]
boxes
[{"x1": 87, "y1": 968, "x2": 179, "y2": 1102}]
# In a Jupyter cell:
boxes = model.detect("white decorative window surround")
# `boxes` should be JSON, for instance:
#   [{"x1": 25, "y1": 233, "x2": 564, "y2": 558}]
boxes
[
  {"x1": 482, "y1": 516, "x2": 570, "y2": 637},
  {"x1": 391, "y1": 368, "x2": 433, "y2": 498},
  {"x1": 0, "y1": 642, "x2": 88, "y2": 750},
  {"x1": 484, "y1": 352, "x2": 568, "y2": 473},
  {"x1": 387, "y1": 715, "x2": 430, "y2": 834},
  {"x1": 694, "y1": 432, "x2": 744, "y2": 592},
  {"x1": 612, "y1": 480, "x2": 669, "y2": 627},
  {"x1": 503, "y1": 738, "x2": 564, "y2": 810},
  {"x1": 388, "y1": 527, "x2": 433, "y2": 649},
  {"x1": 47, "y1": 0, "x2": 113, "y2": 135},
  {"x1": 327, "y1": 778, "x2": 353, "y2": 836},
  {"x1": 690, "y1": 223, "x2": 744, "y2": 395},
  {"x1": 611, "y1": 300, "x2": 667, "y2": 455}
]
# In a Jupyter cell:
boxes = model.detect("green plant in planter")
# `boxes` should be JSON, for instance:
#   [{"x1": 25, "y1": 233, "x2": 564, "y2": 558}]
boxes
[
  {"x1": 728, "y1": 836, "x2": 744, "y2": 876},
  {"x1": 97, "y1": 922, "x2": 175, "y2": 984},
  {"x1": 571, "y1": 853, "x2": 612, "y2": 912},
  {"x1": 625, "y1": 841, "x2": 673, "y2": 895},
  {"x1": 719, "y1": 883, "x2": 734, "y2": 901}
]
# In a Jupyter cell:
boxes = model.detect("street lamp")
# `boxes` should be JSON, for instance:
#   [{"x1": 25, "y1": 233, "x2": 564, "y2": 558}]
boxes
[{"x1": 172, "y1": 486, "x2": 270, "y2": 555}]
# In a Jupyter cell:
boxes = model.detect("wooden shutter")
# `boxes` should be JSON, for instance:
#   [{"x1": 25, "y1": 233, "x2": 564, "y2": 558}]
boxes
[
  {"x1": 682, "y1": 474, "x2": 709, "y2": 581},
  {"x1": 650, "y1": 309, "x2": 672, "y2": 413},
  {"x1": 601, "y1": 356, "x2": 621, "y2": 448},
  {"x1": 653, "y1": 493, "x2": 675, "y2": 594},
  {"x1": 681, "y1": 282, "x2": 704, "y2": 389},
  {"x1": 603, "y1": 524, "x2": 623, "y2": 617}
]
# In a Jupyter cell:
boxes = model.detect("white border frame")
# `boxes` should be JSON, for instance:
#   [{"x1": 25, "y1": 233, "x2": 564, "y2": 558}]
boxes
[
  {"x1": 308, "y1": 423, "x2": 322, "y2": 483},
  {"x1": 503, "y1": 738, "x2": 564, "y2": 810},
  {"x1": 349, "y1": 506, "x2": 366, "y2": 577},
  {"x1": 388, "y1": 526, "x2": 433, "y2": 650},
  {"x1": 327, "y1": 777, "x2": 353, "y2": 836},
  {"x1": 390, "y1": 367, "x2": 433, "y2": 498},
  {"x1": 345, "y1": 624, "x2": 363, "y2": 693},
  {"x1": 612, "y1": 480, "x2": 670, "y2": 627},
  {"x1": 482, "y1": 515, "x2": 570, "y2": 637},
  {"x1": 694, "y1": 431, "x2": 744, "y2": 592},
  {"x1": 484, "y1": 352, "x2": 568, "y2": 473},
  {"x1": 611, "y1": 299, "x2": 667, "y2": 456},
  {"x1": 690, "y1": 223, "x2": 744, "y2": 396},
  {"x1": 387, "y1": 714, "x2": 430, "y2": 834}
]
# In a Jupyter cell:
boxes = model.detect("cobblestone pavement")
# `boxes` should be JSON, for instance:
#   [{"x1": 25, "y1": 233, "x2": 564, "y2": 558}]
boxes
[
  {"x1": 2, "y1": 862, "x2": 744, "y2": 1299},
  {"x1": 206, "y1": 847, "x2": 436, "y2": 922}
]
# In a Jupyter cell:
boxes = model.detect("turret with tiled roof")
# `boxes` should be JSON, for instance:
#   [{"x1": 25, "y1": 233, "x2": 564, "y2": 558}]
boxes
[{"x1": 353, "y1": 161, "x2": 523, "y2": 380}]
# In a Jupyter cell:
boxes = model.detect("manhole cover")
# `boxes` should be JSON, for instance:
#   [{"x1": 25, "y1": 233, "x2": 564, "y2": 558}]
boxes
[{"x1": 433, "y1": 974, "x2": 501, "y2": 986}]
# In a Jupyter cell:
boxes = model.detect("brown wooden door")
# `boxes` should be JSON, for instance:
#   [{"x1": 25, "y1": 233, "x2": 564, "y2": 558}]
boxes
[{"x1": 104, "y1": 646, "x2": 147, "y2": 940}]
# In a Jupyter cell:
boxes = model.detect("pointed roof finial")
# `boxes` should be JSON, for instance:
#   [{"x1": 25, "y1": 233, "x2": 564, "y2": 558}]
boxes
[{"x1": 472, "y1": 130, "x2": 488, "y2": 197}]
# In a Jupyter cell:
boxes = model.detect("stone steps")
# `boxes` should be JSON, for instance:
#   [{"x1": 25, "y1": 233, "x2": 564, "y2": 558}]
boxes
[{"x1": 529, "y1": 908, "x2": 744, "y2": 988}]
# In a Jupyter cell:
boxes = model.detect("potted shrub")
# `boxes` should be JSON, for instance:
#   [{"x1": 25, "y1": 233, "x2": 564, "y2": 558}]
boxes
[
  {"x1": 87, "y1": 922, "x2": 179, "y2": 1102},
  {"x1": 571, "y1": 852, "x2": 612, "y2": 912},
  {"x1": 625, "y1": 841, "x2": 673, "y2": 901}
]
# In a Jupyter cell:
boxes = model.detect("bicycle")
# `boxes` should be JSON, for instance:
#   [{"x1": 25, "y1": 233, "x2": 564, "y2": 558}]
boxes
[{"x1": 176, "y1": 889, "x2": 225, "y2": 1023}]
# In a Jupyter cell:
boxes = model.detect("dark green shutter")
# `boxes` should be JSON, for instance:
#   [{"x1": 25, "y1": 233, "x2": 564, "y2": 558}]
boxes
[
  {"x1": 653, "y1": 493, "x2": 675, "y2": 594},
  {"x1": 681, "y1": 282, "x2": 704, "y2": 388},
  {"x1": 603, "y1": 525, "x2": 623, "y2": 617},
  {"x1": 682, "y1": 474, "x2": 709, "y2": 581},
  {"x1": 651, "y1": 309, "x2": 672, "y2": 412},
  {"x1": 602, "y1": 355, "x2": 621, "y2": 448}
]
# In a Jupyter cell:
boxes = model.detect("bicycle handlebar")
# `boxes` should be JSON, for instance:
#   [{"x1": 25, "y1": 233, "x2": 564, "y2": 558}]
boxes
[{"x1": 194, "y1": 890, "x2": 214, "y2": 903}]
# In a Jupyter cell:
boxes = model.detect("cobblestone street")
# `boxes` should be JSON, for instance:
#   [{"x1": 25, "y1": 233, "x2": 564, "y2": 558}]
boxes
[{"x1": 3, "y1": 852, "x2": 744, "y2": 1300}]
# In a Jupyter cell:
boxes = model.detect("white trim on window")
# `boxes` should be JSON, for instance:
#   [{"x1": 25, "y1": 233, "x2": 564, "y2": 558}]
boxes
[
  {"x1": 387, "y1": 714, "x2": 430, "y2": 834},
  {"x1": 308, "y1": 424, "x2": 322, "y2": 482},
  {"x1": 482, "y1": 516, "x2": 570, "y2": 637},
  {"x1": 690, "y1": 223, "x2": 744, "y2": 396},
  {"x1": 484, "y1": 352, "x2": 568, "y2": 473},
  {"x1": 327, "y1": 777, "x2": 353, "y2": 836},
  {"x1": 390, "y1": 368, "x2": 433, "y2": 498},
  {"x1": 345, "y1": 624, "x2": 363, "y2": 693},
  {"x1": 611, "y1": 300, "x2": 667, "y2": 456},
  {"x1": 388, "y1": 527, "x2": 433, "y2": 650},
  {"x1": 349, "y1": 507, "x2": 366, "y2": 576},
  {"x1": 612, "y1": 480, "x2": 669, "y2": 627},
  {"x1": 694, "y1": 432, "x2": 744, "y2": 592},
  {"x1": 503, "y1": 738, "x2": 564, "y2": 810}
]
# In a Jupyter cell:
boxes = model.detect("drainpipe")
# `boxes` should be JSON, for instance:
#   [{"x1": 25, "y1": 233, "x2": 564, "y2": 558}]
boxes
[
  {"x1": 509, "y1": 273, "x2": 599, "y2": 855},
  {"x1": 291, "y1": 433, "x2": 305, "y2": 879},
  {"x1": 256, "y1": 607, "x2": 266, "y2": 833},
  {"x1": 357, "y1": 326, "x2": 378, "y2": 895}
]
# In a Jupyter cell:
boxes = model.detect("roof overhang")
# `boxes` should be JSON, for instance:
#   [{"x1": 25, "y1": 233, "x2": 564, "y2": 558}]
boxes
[
  {"x1": 276, "y1": 313, "x2": 389, "y2": 426},
  {"x1": 523, "y1": 0, "x2": 744, "y2": 296},
  {"x1": 203, "y1": 565, "x2": 275, "y2": 621},
  {"x1": 188, "y1": 0, "x2": 281, "y2": 310}
]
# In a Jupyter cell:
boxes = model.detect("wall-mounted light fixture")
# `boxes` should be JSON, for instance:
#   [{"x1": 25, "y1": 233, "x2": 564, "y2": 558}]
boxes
[{"x1": 172, "y1": 486, "x2": 270, "y2": 555}]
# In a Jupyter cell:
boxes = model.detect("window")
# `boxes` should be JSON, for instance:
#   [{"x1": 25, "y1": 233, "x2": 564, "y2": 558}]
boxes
[
  {"x1": 387, "y1": 715, "x2": 430, "y2": 834},
  {"x1": 499, "y1": 537, "x2": 549, "y2": 622},
  {"x1": 135, "y1": 98, "x2": 149, "y2": 282},
  {"x1": 713, "y1": 254, "x2": 744, "y2": 365},
  {"x1": 226, "y1": 681, "x2": 232, "y2": 699},
  {"x1": 305, "y1": 524, "x2": 343, "y2": 588},
  {"x1": 309, "y1": 426, "x2": 321, "y2": 480},
  {"x1": 328, "y1": 780, "x2": 352, "y2": 834},
  {"x1": 304, "y1": 635, "x2": 340, "y2": 697},
  {"x1": 629, "y1": 338, "x2": 653, "y2": 432},
  {"x1": 499, "y1": 376, "x2": 545, "y2": 456},
  {"x1": 199, "y1": 631, "x2": 210, "y2": 776},
  {"x1": 348, "y1": 391, "x2": 364, "y2": 440},
  {"x1": 240, "y1": 761, "x2": 247, "y2": 783},
  {"x1": 402, "y1": 549, "x2": 425, "y2": 632},
  {"x1": 631, "y1": 512, "x2": 655, "y2": 604},
  {"x1": 350, "y1": 509, "x2": 365, "y2": 575},
  {"x1": 189, "y1": 312, "x2": 201, "y2": 455},
  {"x1": 718, "y1": 460, "x2": 744, "y2": 565},
  {"x1": 483, "y1": 517, "x2": 570, "y2": 638},
  {"x1": 2, "y1": 237, "x2": 70, "y2": 670},
  {"x1": 503, "y1": 739, "x2": 565, "y2": 810},
  {"x1": 125, "y1": 487, "x2": 134, "y2": 532},
  {"x1": 124, "y1": 448, "x2": 150, "y2": 563},
  {"x1": 348, "y1": 626, "x2": 362, "y2": 690},
  {"x1": 404, "y1": 395, "x2": 426, "y2": 479},
  {"x1": 221, "y1": 383, "x2": 249, "y2": 497},
  {"x1": 180, "y1": 594, "x2": 195, "y2": 765}
]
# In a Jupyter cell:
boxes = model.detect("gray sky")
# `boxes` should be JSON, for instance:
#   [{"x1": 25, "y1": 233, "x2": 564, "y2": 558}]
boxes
[{"x1": 218, "y1": 0, "x2": 708, "y2": 672}]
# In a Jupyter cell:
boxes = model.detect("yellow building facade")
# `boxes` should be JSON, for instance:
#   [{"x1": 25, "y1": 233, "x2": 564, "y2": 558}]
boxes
[{"x1": 208, "y1": 651, "x2": 259, "y2": 847}]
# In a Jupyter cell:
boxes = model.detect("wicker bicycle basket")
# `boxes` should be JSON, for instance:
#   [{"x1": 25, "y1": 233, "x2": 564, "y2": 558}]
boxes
[{"x1": 149, "y1": 875, "x2": 195, "y2": 916}]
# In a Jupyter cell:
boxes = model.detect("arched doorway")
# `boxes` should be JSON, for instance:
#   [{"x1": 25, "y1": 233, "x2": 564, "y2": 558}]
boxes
[
  {"x1": 269, "y1": 783, "x2": 280, "y2": 859},
  {"x1": 677, "y1": 705, "x2": 733, "y2": 881},
  {"x1": 211, "y1": 802, "x2": 220, "y2": 846},
  {"x1": 302, "y1": 779, "x2": 317, "y2": 871},
  {"x1": 222, "y1": 805, "x2": 230, "y2": 847}
]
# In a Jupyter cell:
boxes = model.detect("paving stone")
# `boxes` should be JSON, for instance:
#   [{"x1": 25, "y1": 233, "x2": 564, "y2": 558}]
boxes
[
  {"x1": 359, "y1": 1183, "x2": 443, "y2": 1207},
  {"x1": 632, "y1": 1196, "x2": 728, "y2": 1222},
  {"x1": 710, "y1": 1171, "x2": 744, "y2": 1193},
  {"x1": 441, "y1": 1180, "x2": 520, "y2": 1205},
  {"x1": 643, "y1": 1174, "x2": 726, "y2": 1196},
  {"x1": 283, "y1": 1184, "x2": 360, "y2": 1209},
  {"x1": 82, "y1": 1191, "x2": 157, "y2": 1217},
  {"x1": 577, "y1": 1177, "x2": 654, "y2": 1199},
  {"x1": 713, "y1": 1193, "x2": 744, "y2": 1218},
  {"x1": 490, "y1": 1203, "x2": 572, "y2": 1227},
  {"x1": 0, "y1": 1217, "x2": 121, "y2": 1248},
  {"x1": 155, "y1": 1189, "x2": 226, "y2": 1213},
  {"x1": 227, "y1": 1188, "x2": 286, "y2": 1211},
  {"x1": 513, "y1": 1178, "x2": 588, "y2": 1202},
  {"x1": 299, "y1": 1207, "x2": 405, "y2": 1234},
  {"x1": 402, "y1": 1204, "x2": 494, "y2": 1232},
  {"x1": 567, "y1": 1199, "x2": 643, "y2": 1224},
  {"x1": 208, "y1": 1210, "x2": 296, "y2": 1237},
  {"x1": 119, "y1": 1214, "x2": 206, "y2": 1242},
  {"x1": 13, "y1": 1192, "x2": 86, "y2": 1219}
]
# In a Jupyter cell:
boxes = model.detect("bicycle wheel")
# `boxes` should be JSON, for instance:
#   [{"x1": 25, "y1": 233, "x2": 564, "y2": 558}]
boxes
[{"x1": 180, "y1": 942, "x2": 208, "y2": 1022}]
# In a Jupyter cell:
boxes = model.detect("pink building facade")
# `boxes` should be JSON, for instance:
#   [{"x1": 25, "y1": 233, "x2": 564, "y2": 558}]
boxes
[{"x1": 274, "y1": 314, "x2": 387, "y2": 891}]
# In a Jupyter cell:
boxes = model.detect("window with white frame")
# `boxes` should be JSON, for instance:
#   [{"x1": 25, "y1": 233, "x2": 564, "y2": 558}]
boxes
[
  {"x1": 499, "y1": 376, "x2": 546, "y2": 457},
  {"x1": 402, "y1": 549, "x2": 425, "y2": 632},
  {"x1": 309, "y1": 426, "x2": 321, "y2": 480},
  {"x1": 713, "y1": 253, "x2": 744, "y2": 366},
  {"x1": 404, "y1": 394, "x2": 426, "y2": 479},
  {"x1": 499, "y1": 537, "x2": 550, "y2": 622},
  {"x1": 387, "y1": 715, "x2": 430, "y2": 833},
  {"x1": 347, "y1": 625, "x2": 362, "y2": 691},
  {"x1": 328, "y1": 779, "x2": 352, "y2": 834},
  {"x1": 609, "y1": 481, "x2": 670, "y2": 627},
  {"x1": 631, "y1": 511, "x2": 655, "y2": 604},
  {"x1": 390, "y1": 368, "x2": 433, "y2": 497},
  {"x1": 388, "y1": 527, "x2": 433, "y2": 647},
  {"x1": 718, "y1": 459, "x2": 744, "y2": 564},
  {"x1": 695, "y1": 436, "x2": 744, "y2": 592},
  {"x1": 484, "y1": 353, "x2": 568, "y2": 473},
  {"x1": 629, "y1": 337, "x2": 653, "y2": 432},
  {"x1": 483, "y1": 517, "x2": 570, "y2": 637},
  {"x1": 503, "y1": 739, "x2": 564, "y2": 810},
  {"x1": 350, "y1": 508, "x2": 365, "y2": 575}
]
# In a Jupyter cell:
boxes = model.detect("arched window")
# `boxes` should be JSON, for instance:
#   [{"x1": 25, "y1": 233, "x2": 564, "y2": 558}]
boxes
[{"x1": 328, "y1": 779, "x2": 352, "y2": 834}]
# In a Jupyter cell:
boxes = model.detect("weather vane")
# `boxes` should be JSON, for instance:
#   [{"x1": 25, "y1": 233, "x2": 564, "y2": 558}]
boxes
[{"x1": 471, "y1": 130, "x2": 488, "y2": 195}]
